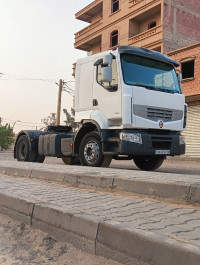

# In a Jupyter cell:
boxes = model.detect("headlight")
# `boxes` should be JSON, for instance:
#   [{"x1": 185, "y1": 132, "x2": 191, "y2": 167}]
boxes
[
  {"x1": 179, "y1": 135, "x2": 185, "y2": 145},
  {"x1": 121, "y1": 133, "x2": 142, "y2": 144}
]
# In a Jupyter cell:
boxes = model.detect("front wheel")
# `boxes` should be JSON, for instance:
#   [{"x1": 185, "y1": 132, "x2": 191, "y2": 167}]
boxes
[
  {"x1": 133, "y1": 155, "x2": 165, "y2": 171},
  {"x1": 79, "y1": 132, "x2": 112, "y2": 167}
]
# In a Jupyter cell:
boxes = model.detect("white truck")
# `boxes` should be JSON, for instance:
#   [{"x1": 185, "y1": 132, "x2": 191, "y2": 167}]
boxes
[{"x1": 14, "y1": 46, "x2": 187, "y2": 171}]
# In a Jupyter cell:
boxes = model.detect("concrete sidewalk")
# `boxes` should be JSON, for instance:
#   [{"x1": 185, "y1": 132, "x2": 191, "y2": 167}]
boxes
[
  {"x1": 0, "y1": 161, "x2": 200, "y2": 264},
  {"x1": 0, "y1": 161, "x2": 200, "y2": 205}
]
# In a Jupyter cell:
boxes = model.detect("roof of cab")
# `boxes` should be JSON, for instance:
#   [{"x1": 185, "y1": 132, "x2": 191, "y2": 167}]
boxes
[{"x1": 118, "y1": 46, "x2": 179, "y2": 67}]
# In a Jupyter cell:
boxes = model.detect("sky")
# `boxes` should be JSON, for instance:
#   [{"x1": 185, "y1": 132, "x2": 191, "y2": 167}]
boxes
[{"x1": 0, "y1": 0, "x2": 93, "y2": 133}]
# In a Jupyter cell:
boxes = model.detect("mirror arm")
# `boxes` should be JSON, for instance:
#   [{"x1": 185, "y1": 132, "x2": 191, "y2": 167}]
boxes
[
  {"x1": 94, "y1": 58, "x2": 103, "y2": 66},
  {"x1": 105, "y1": 85, "x2": 118, "y2": 92}
]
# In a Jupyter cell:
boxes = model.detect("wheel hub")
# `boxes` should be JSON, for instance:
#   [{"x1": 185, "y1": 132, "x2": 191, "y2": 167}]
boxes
[{"x1": 84, "y1": 140, "x2": 99, "y2": 164}]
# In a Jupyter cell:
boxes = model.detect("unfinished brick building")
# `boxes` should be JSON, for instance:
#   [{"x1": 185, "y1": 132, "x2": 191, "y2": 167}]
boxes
[
  {"x1": 74, "y1": 0, "x2": 200, "y2": 55},
  {"x1": 168, "y1": 43, "x2": 200, "y2": 158}
]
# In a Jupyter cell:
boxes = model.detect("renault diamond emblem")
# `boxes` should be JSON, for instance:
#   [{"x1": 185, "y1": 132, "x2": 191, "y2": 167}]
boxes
[{"x1": 159, "y1": 120, "x2": 164, "y2": 128}]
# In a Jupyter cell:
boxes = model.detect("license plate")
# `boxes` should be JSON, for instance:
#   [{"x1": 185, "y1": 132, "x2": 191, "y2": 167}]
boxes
[{"x1": 155, "y1": 150, "x2": 170, "y2": 155}]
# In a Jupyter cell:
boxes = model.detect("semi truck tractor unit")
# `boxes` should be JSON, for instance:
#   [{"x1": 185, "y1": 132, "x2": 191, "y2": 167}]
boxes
[{"x1": 14, "y1": 46, "x2": 187, "y2": 171}]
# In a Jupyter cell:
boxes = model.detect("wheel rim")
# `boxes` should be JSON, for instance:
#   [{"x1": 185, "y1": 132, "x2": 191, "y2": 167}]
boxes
[
  {"x1": 18, "y1": 142, "x2": 27, "y2": 160},
  {"x1": 84, "y1": 140, "x2": 99, "y2": 165}
]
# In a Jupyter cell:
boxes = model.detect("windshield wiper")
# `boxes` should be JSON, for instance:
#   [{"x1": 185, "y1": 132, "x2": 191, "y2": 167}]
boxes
[
  {"x1": 133, "y1": 83, "x2": 155, "y2": 90},
  {"x1": 133, "y1": 83, "x2": 179, "y2": 94},
  {"x1": 155, "y1": 87, "x2": 179, "y2": 94}
]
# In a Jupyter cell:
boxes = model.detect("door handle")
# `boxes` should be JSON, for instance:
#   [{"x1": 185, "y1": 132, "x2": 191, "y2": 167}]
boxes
[{"x1": 93, "y1": 99, "x2": 98, "y2": 106}]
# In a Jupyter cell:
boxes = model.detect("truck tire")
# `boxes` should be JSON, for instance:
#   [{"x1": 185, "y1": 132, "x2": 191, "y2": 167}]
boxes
[
  {"x1": 62, "y1": 157, "x2": 80, "y2": 165},
  {"x1": 79, "y1": 132, "x2": 112, "y2": 167},
  {"x1": 133, "y1": 155, "x2": 165, "y2": 171},
  {"x1": 35, "y1": 154, "x2": 45, "y2": 163},
  {"x1": 16, "y1": 135, "x2": 36, "y2": 162}
]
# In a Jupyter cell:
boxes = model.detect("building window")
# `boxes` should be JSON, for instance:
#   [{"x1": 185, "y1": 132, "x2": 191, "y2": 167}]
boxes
[
  {"x1": 181, "y1": 60, "x2": 195, "y2": 79},
  {"x1": 112, "y1": 0, "x2": 119, "y2": 13},
  {"x1": 111, "y1": 30, "x2": 118, "y2": 48},
  {"x1": 148, "y1": 21, "x2": 157, "y2": 29}
]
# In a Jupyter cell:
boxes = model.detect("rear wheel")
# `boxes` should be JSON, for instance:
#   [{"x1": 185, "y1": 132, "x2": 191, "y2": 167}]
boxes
[
  {"x1": 35, "y1": 154, "x2": 45, "y2": 163},
  {"x1": 79, "y1": 132, "x2": 112, "y2": 167},
  {"x1": 62, "y1": 156, "x2": 80, "y2": 165},
  {"x1": 133, "y1": 155, "x2": 165, "y2": 171},
  {"x1": 16, "y1": 135, "x2": 36, "y2": 162}
]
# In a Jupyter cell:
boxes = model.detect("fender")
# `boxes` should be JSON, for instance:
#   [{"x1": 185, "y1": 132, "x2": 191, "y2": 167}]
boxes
[
  {"x1": 74, "y1": 120, "x2": 101, "y2": 154},
  {"x1": 14, "y1": 130, "x2": 45, "y2": 158}
]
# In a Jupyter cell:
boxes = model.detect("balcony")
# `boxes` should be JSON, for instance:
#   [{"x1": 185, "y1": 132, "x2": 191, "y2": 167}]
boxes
[
  {"x1": 74, "y1": 18, "x2": 103, "y2": 50},
  {"x1": 75, "y1": 18, "x2": 102, "y2": 39},
  {"x1": 129, "y1": 0, "x2": 161, "y2": 10},
  {"x1": 128, "y1": 24, "x2": 162, "y2": 48},
  {"x1": 74, "y1": 34, "x2": 102, "y2": 52},
  {"x1": 75, "y1": 0, "x2": 103, "y2": 23}
]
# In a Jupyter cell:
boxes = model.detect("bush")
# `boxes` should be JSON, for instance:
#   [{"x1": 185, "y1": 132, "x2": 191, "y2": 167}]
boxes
[{"x1": 0, "y1": 124, "x2": 14, "y2": 150}]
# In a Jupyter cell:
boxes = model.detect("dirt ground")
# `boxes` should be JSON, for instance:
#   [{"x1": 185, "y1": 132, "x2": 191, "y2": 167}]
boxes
[{"x1": 0, "y1": 213, "x2": 123, "y2": 265}]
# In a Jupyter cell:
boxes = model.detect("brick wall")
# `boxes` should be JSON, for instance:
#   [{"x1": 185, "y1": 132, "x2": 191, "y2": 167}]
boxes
[
  {"x1": 163, "y1": 0, "x2": 200, "y2": 53},
  {"x1": 168, "y1": 44, "x2": 200, "y2": 99}
]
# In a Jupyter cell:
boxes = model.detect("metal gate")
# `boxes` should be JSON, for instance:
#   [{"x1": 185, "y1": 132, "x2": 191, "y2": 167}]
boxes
[{"x1": 183, "y1": 102, "x2": 200, "y2": 158}]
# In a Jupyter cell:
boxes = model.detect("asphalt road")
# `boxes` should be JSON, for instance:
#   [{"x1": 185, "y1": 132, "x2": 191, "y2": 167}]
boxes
[{"x1": 1, "y1": 151, "x2": 200, "y2": 176}]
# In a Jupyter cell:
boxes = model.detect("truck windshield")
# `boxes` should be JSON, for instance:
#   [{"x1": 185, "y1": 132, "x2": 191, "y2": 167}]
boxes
[{"x1": 121, "y1": 54, "x2": 180, "y2": 94}]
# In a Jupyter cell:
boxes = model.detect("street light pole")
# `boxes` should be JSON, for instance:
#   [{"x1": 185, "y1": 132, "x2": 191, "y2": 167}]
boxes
[{"x1": 56, "y1": 79, "x2": 62, "y2": 126}]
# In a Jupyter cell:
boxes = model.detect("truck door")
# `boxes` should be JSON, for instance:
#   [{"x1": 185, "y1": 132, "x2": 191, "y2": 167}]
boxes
[{"x1": 92, "y1": 57, "x2": 122, "y2": 125}]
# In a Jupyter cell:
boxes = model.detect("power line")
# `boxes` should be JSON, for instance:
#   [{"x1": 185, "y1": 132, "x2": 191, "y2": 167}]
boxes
[
  {"x1": 2, "y1": 118, "x2": 44, "y2": 126},
  {"x1": 0, "y1": 72, "x2": 75, "y2": 83},
  {"x1": 0, "y1": 75, "x2": 57, "y2": 82},
  {"x1": 55, "y1": 80, "x2": 75, "y2": 97},
  {"x1": 1, "y1": 115, "x2": 68, "y2": 127}
]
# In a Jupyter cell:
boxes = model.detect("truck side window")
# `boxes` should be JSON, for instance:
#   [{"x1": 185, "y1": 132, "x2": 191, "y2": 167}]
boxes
[{"x1": 97, "y1": 59, "x2": 118, "y2": 91}]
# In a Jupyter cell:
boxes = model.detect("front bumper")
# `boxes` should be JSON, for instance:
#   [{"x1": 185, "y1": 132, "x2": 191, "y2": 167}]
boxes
[{"x1": 120, "y1": 130, "x2": 185, "y2": 156}]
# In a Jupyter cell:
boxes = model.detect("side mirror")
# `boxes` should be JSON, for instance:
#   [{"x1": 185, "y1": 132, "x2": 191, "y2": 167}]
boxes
[
  {"x1": 103, "y1": 54, "x2": 113, "y2": 66},
  {"x1": 177, "y1": 72, "x2": 182, "y2": 93},
  {"x1": 103, "y1": 66, "x2": 112, "y2": 83},
  {"x1": 102, "y1": 54, "x2": 113, "y2": 82}
]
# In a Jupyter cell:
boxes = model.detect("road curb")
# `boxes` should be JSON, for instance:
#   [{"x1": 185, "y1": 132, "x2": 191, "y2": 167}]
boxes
[
  {"x1": 1, "y1": 161, "x2": 200, "y2": 205},
  {"x1": 0, "y1": 190, "x2": 200, "y2": 265},
  {"x1": 96, "y1": 222, "x2": 200, "y2": 265}
]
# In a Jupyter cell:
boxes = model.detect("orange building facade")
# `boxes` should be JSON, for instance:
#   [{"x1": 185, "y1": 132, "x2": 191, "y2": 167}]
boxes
[
  {"x1": 168, "y1": 43, "x2": 200, "y2": 102},
  {"x1": 74, "y1": 0, "x2": 200, "y2": 55},
  {"x1": 167, "y1": 43, "x2": 200, "y2": 158}
]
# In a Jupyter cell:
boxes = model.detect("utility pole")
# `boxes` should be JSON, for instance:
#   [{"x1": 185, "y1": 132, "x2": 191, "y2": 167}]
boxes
[
  {"x1": 56, "y1": 79, "x2": 62, "y2": 125},
  {"x1": 12, "y1": 120, "x2": 21, "y2": 132}
]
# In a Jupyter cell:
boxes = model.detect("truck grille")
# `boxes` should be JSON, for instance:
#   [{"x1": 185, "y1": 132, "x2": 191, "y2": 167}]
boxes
[
  {"x1": 133, "y1": 105, "x2": 183, "y2": 122},
  {"x1": 151, "y1": 136, "x2": 172, "y2": 149},
  {"x1": 147, "y1": 108, "x2": 173, "y2": 122}
]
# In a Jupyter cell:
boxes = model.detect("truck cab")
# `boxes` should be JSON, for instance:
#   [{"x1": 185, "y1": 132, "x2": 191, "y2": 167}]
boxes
[{"x1": 14, "y1": 46, "x2": 187, "y2": 171}]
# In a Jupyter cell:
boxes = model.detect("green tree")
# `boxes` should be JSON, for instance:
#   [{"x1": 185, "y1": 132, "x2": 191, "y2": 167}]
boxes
[
  {"x1": 63, "y1": 108, "x2": 79, "y2": 131},
  {"x1": 0, "y1": 124, "x2": 14, "y2": 150},
  {"x1": 41, "y1": 113, "x2": 56, "y2": 131}
]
